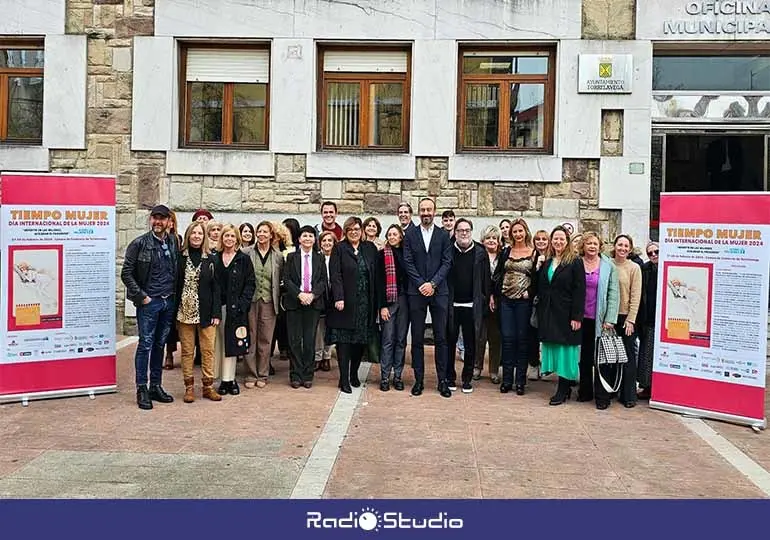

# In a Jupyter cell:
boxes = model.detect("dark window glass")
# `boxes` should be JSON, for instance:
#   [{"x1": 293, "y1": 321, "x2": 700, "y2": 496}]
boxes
[{"x1": 654, "y1": 56, "x2": 770, "y2": 91}]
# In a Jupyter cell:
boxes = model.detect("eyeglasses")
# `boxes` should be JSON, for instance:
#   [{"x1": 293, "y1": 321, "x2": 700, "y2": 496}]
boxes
[
  {"x1": 161, "y1": 242, "x2": 170, "y2": 258},
  {"x1": 456, "y1": 228, "x2": 472, "y2": 234},
  {"x1": 647, "y1": 250, "x2": 659, "y2": 256}
]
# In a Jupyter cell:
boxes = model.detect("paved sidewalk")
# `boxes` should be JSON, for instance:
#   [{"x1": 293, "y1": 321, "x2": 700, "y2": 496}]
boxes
[{"x1": 0, "y1": 341, "x2": 766, "y2": 499}]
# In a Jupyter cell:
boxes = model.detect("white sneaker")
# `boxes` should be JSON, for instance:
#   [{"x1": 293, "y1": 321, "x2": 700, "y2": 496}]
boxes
[{"x1": 527, "y1": 366, "x2": 541, "y2": 381}]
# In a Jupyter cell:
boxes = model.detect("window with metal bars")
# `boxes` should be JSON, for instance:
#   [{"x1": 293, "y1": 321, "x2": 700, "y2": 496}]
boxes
[{"x1": 318, "y1": 47, "x2": 411, "y2": 151}]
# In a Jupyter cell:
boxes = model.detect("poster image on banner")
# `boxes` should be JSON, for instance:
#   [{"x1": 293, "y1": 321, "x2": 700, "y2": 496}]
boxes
[
  {"x1": 650, "y1": 192, "x2": 770, "y2": 431},
  {"x1": 0, "y1": 173, "x2": 117, "y2": 404},
  {"x1": 660, "y1": 261, "x2": 713, "y2": 348},
  {"x1": 7, "y1": 245, "x2": 64, "y2": 332}
]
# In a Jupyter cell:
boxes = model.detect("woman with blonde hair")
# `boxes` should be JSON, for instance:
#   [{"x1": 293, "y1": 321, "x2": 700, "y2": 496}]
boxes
[
  {"x1": 174, "y1": 221, "x2": 222, "y2": 402},
  {"x1": 577, "y1": 231, "x2": 620, "y2": 409},
  {"x1": 206, "y1": 220, "x2": 223, "y2": 256},
  {"x1": 475, "y1": 225, "x2": 503, "y2": 383},
  {"x1": 493, "y1": 218, "x2": 538, "y2": 393},
  {"x1": 242, "y1": 220, "x2": 284, "y2": 389},
  {"x1": 537, "y1": 225, "x2": 586, "y2": 405},
  {"x1": 213, "y1": 224, "x2": 256, "y2": 396}
]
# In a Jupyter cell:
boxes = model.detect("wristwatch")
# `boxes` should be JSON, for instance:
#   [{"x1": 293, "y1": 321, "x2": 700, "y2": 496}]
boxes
[{"x1": 429, "y1": 281, "x2": 436, "y2": 289}]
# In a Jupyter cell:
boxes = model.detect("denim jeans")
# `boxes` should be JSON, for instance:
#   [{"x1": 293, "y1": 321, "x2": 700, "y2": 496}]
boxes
[
  {"x1": 499, "y1": 298, "x2": 531, "y2": 387},
  {"x1": 135, "y1": 296, "x2": 175, "y2": 387},
  {"x1": 380, "y1": 295, "x2": 409, "y2": 381}
]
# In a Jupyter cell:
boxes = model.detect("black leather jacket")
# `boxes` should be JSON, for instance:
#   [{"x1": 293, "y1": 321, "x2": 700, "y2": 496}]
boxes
[{"x1": 121, "y1": 231, "x2": 179, "y2": 307}]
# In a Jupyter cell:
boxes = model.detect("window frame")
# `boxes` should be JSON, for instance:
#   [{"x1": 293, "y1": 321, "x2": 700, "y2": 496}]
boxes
[
  {"x1": 178, "y1": 42, "x2": 271, "y2": 150},
  {"x1": 457, "y1": 45, "x2": 556, "y2": 154},
  {"x1": 317, "y1": 45, "x2": 411, "y2": 152},
  {"x1": 0, "y1": 38, "x2": 44, "y2": 145}
]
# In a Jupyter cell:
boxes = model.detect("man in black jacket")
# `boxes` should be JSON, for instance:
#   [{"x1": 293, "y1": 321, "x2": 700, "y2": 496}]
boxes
[
  {"x1": 403, "y1": 198, "x2": 454, "y2": 398},
  {"x1": 121, "y1": 205, "x2": 179, "y2": 410}
]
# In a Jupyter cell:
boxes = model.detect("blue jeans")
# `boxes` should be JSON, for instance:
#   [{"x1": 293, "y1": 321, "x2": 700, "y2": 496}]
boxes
[
  {"x1": 134, "y1": 296, "x2": 175, "y2": 387},
  {"x1": 499, "y1": 298, "x2": 531, "y2": 387},
  {"x1": 379, "y1": 295, "x2": 409, "y2": 381}
]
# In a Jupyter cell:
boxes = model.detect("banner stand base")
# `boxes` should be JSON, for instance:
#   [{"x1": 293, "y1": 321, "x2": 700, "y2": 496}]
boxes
[
  {"x1": 0, "y1": 385, "x2": 117, "y2": 406},
  {"x1": 650, "y1": 399, "x2": 766, "y2": 431}
]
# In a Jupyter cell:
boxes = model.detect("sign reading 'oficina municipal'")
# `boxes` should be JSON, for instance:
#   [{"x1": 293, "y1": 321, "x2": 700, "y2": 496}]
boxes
[{"x1": 664, "y1": 1, "x2": 770, "y2": 35}]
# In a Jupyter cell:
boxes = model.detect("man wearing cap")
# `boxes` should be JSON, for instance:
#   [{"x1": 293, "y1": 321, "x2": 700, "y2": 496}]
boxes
[{"x1": 121, "y1": 204, "x2": 180, "y2": 410}]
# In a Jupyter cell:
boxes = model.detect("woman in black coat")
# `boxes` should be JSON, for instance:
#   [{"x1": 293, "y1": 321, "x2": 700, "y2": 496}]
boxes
[
  {"x1": 637, "y1": 241, "x2": 659, "y2": 400},
  {"x1": 327, "y1": 216, "x2": 378, "y2": 393},
  {"x1": 214, "y1": 224, "x2": 256, "y2": 396},
  {"x1": 175, "y1": 221, "x2": 222, "y2": 403},
  {"x1": 536, "y1": 225, "x2": 586, "y2": 406}
]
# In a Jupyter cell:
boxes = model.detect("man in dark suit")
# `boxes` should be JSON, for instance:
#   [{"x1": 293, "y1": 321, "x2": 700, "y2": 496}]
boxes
[
  {"x1": 403, "y1": 198, "x2": 454, "y2": 398},
  {"x1": 282, "y1": 225, "x2": 327, "y2": 389}
]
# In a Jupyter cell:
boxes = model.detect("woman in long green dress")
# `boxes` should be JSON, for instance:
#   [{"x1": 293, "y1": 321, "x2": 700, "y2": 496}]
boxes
[
  {"x1": 536, "y1": 225, "x2": 586, "y2": 405},
  {"x1": 327, "y1": 217, "x2": 379, "y2": 394}
]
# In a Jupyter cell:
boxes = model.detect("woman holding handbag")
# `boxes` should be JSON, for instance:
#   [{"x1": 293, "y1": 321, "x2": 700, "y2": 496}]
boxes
[
  {"x1": 612, "y1": 234, "x2": 643, "y2": 408},
  {"x1": 576, "y1": 232, "x2": 620, "y2": 409},
  {"x1": 214, "y1": 224, "x2": 256, "y2": 396},
  {"x1": 536, "y1": 225, "x2": 586, "y2": 405}
]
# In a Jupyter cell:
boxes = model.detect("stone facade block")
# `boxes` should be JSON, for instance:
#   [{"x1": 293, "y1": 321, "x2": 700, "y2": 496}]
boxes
[
  {"x1": 87, "y1": 108, "x2": 131, "y2": 134},
  {"x1": 202, "y1": 187, "x2": 242, "y2": 211},
  {"x1": 364, "y1": 193, "x2": 401, "y2": 213},
  {"x1": 582, "y1": 0, "x2": 636, "y2": 40},
  {"x1": 137, "y1": 165, "x2": 161, "y2": 207},
  {"x1": 543, "y1": 198, "x2": 580, "y2": 218},
  {"x1": 492, "y1": 185, "x2": 529, "y2": 212},
  {"x1": 601, "y1": 110, "x2": 624, "y2": 157},
  {"x1": 321, "y1": 180, "x2": 343, "y2": 200},
  {"x1": 169, "y1": 181, "x2": 202, "y2": 210},
  {"x1": 115, "y1": 16, "x2": 154, "y2": 38}
]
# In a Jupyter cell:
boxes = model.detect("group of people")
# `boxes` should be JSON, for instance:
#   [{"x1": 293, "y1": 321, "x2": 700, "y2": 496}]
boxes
[{"x1": 121, "y1": 198, "x2": 660, "y2": 411}]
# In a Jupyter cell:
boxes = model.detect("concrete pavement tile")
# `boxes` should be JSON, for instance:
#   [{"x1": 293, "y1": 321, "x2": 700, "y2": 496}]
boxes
[
  {"x1": 340, "y1": 428, "x2": 476, "y2": 468},
  {"x1": 474, "y1": 440, "x2": 612, "y2": 473},
  {"x1": 481, "y1": 484, "x2": 636, "y2": 499},
  {"x1": 139, "y1": 482, "x2": 293, "y2": 499},
  {"x1": 478, "y1": 467, "x2": 628, "y2": 495},
  {"x1": 324, "y1": 459, "x2": 481, "y2": 499},
  {"x1": 0, "y1": 478, "x2": 141, "y2": 499},
  {"x1": 618, "y1": 474, "x2": 767, "y2": 498}
]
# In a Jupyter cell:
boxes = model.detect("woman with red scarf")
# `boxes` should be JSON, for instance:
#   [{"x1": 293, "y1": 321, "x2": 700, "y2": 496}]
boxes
[{"x1": 375, "y1": 224, "x2": 409, "y2": 391}]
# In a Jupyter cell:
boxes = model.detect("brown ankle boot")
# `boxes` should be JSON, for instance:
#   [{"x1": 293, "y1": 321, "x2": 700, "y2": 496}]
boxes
[
  {"x1": 201, "y1": 377, "x2": 222, "y2": 401},
  {"x1": 183, "y1": 377, "x2": 195, "y2": 403}
]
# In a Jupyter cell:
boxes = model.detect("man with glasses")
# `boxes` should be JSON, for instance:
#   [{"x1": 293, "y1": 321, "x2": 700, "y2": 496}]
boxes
[
  {"x1": 403, "y1": 198, "x2": 453, "y2": 398},
  {"x1": 446, "y1": 218, "x2": 487, "y2": 394},
  {"x1": 121, "y1": 204, "x2": 179, "y2": 410}
]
